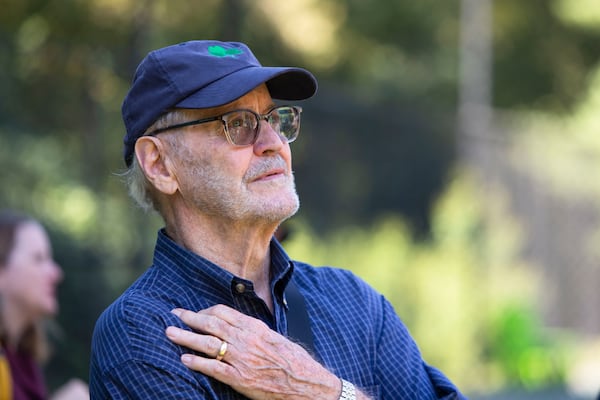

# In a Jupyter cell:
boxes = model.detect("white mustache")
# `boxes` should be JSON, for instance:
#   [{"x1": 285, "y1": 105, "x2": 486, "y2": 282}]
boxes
[{"x1": 245, "y1": 157, "x2": 289, "y2": 181}]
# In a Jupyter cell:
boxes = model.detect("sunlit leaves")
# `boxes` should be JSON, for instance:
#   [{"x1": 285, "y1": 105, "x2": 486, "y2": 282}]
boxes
[
  {"x1": 553, "y1": 0, "x2": 600, "y2": 31},
  {"x1": 252, "y1": 0, "x2": 346, "y2": 69}
]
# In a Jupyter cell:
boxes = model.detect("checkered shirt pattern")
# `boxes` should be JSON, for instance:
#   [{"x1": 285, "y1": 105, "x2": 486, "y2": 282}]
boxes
[{"x1": 89, "y1": 229, "x2": 465, "y2": 399}]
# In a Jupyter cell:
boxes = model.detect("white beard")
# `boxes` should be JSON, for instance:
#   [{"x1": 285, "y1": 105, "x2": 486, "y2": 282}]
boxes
[{"x1": 176, "y1": 147, "x2": 300, "y2": 224}]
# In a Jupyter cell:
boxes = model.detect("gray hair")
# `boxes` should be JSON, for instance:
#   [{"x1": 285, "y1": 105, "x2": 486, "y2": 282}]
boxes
[{"x1": 120, "y1": 109, "x2": 192, "y2": 214}]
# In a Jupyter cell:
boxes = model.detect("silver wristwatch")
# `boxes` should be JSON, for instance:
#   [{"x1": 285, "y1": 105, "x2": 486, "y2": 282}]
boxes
[{"x1": 339, "y1": 379, "x2": 356, "y2": 400}]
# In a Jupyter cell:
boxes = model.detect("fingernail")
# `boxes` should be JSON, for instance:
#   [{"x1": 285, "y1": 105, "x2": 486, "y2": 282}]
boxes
[
  {"x1": 165, "y1": 326, "x2": 179, "y2": 338},
  {"x1": 181, "y1": 354, "x2": 192, "y2": 365},
  {"x1": 171, "y1": 308, "x2": 183, "y2": 317}
]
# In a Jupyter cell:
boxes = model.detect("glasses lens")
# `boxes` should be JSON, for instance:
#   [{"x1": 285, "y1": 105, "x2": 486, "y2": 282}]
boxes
[
  {"x1": 269, "y1": 106, "x2": 301, "y2": 143},
  {"x1": 221, "y1": 107, "x2": 301, "y2": 146},
  {"x1": 223, "y1": 110, "x2": 258, "y2": 145}
]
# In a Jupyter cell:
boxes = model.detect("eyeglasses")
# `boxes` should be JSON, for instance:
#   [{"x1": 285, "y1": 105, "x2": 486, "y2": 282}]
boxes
[{"x1": 146, "y1": 105, "x2": 302, "y2": 146}]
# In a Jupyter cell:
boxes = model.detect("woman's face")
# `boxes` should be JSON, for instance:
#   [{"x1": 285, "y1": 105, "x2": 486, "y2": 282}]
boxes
[{"x1": 0, "y1": 222, "x2": 63, "y2": 320}]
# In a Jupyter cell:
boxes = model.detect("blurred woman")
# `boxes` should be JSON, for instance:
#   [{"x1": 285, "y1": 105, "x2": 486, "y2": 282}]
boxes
[{"x1": 0, "y1": 210, "x2": 87, "y2": 400}]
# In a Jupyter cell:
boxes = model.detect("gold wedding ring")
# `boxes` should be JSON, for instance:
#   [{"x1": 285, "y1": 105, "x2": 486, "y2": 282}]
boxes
[{"x1": 216, "y1": 341, "x2": 228, "y2": 361}]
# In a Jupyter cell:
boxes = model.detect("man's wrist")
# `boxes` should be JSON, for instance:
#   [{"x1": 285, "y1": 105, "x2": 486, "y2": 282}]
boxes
[{"x1": 338, "y1": 379, "x2": 356, "y2": 400}]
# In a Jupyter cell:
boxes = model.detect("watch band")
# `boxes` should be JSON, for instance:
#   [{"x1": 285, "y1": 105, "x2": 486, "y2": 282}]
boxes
[{"x1": 339, "y1": 379, "x2": 356, "y2": 400}]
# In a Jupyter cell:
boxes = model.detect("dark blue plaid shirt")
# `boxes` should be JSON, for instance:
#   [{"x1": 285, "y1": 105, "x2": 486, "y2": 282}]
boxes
[{"x1": 90, "y1": 229, "x2": 465, "y2": 399}]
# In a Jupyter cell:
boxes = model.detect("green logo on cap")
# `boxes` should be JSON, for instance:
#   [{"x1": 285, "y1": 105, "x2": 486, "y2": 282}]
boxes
[{"x1": 208, "y1": 45, "x2": 243, "y2": 57}]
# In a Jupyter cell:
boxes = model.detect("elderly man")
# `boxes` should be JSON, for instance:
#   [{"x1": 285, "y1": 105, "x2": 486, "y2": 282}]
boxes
[{"x1": 90, "y1": 40, "x2": 465, "y2": 400}]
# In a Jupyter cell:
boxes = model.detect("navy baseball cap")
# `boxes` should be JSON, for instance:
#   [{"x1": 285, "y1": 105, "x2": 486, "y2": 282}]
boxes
[{"x1": 122, "y1": 40, "x2": 318, "y2": 166}]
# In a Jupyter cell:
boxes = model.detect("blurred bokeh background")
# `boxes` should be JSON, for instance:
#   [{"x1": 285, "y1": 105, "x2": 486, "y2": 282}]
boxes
[{"x1": 1, "y1": 0, "x2": 600, "y2": 398}]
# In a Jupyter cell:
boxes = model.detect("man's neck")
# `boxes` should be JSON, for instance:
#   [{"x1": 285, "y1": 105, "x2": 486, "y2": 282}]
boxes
[{"x1": 164, "y1": 211, "x2": 278, "y2": 311}]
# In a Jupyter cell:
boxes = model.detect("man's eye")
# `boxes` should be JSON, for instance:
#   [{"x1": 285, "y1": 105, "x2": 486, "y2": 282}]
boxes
[{"x1": 229, "y1": 118, "x2": 245, "y2": 128}]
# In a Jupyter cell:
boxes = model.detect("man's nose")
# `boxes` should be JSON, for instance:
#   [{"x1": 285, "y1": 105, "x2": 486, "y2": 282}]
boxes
[{"x1": 253, "y1": 120, "x2": 285, "y2": 155}]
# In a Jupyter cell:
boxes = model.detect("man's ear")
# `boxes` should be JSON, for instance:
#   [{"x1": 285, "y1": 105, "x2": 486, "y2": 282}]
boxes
[{"x1": 134, "y1": 137, "x2": 179, "y2": 195}]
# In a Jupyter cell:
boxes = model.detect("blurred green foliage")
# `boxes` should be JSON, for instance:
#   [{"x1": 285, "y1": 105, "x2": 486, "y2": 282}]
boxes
[
  {"x1": 488, "y1": 305, "x2": 569, "y2": 389},
  {"x1": 284, "y1": 170, "x2": 573, "y2": 393}
]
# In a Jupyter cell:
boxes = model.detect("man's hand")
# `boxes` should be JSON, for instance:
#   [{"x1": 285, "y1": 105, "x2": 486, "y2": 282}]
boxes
[{"x1": 166, "y1": 305, "x2": 341, "y2": 400}]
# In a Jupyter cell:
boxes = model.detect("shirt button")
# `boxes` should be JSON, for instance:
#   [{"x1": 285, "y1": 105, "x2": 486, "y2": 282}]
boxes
[{"x1": 235, "y1": 283, "x2": 246, "y2": 293}]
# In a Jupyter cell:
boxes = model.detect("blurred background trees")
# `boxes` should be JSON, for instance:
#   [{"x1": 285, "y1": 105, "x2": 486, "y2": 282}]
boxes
[{"x1": 1, "y1": 0, "x2": 600, "y2": 397}]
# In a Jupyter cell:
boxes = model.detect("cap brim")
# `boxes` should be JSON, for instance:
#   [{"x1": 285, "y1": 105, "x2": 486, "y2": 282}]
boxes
[{"x1": 175, "y1": 66, "x2": 317, "y2": 109}]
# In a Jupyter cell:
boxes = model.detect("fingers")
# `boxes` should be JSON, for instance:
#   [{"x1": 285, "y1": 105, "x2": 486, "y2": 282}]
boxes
[
  {"x1": 170, "y1": 305, "x2": 271, "y2": 348},
  {"x1": 165, "y1": 325, "x2": 227, "y2": 360},
  {"x1": 174, "y1": 304, "x2": 265, "y2": 332},
  {"x1": 171, "y1": 307, "x2": 233, "y2": 337},
  {"x1": 166, "y1": 305, "x2": 344, "y2": 399},
  {"x1": 166, "y1": 305, "x2": 279, "y2": 369},
  {"x1": 167, "y1": 305, "x2": 248, "y2": 364},
  {"x1": 179, "y1": 353, "x2": 236, "y2": 384}
]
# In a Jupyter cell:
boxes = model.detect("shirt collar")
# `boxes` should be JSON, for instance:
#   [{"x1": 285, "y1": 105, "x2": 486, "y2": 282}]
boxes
[{"x1": 153, "y1": 228, "x2": 294, "y2": 297}]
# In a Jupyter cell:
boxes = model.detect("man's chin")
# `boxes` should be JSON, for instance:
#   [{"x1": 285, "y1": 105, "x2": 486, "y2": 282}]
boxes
[{"x1": 258, "y1": 197, "x2": 299, "y2": 224}]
